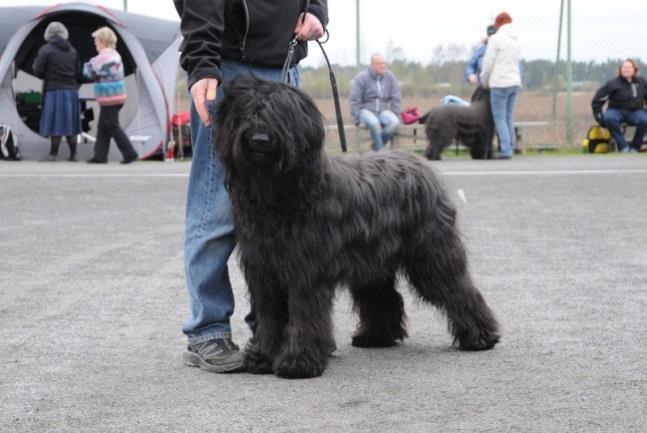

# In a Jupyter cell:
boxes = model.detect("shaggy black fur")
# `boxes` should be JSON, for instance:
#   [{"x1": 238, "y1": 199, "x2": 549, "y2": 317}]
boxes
[
  {"x1": 422, "y1": 87, "x2": 495, "y2": 160},
  {"x1": 215, "y1": 76, "x2": 500, "y2": 379}
]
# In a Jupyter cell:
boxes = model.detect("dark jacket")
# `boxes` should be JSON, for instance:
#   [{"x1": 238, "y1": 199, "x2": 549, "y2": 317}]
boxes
[
  {"x1": 174, "y1": 0, "x2": 328, "y2": 89},
  {"x1": 32, "y1": 36, "x2": 81, "y2": 91},
  {"x1": 592, "y1": 75, "x2": 647, "y2": 121}
]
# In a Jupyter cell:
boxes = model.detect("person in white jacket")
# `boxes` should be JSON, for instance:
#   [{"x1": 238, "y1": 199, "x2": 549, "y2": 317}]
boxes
[{"x1": 480, "y1": 12, "x2": 522, "y2": 159}]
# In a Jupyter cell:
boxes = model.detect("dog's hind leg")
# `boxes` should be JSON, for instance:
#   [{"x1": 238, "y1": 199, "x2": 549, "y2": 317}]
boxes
[
  {"x1": 272, "y1": 287, "x2": 335, "y2": 379},
  {"x1": 403, "y1": 208, "x2": 500, "y2": 351},
  {"x1": 350, "y1": 274, "x2": 408, "y2": 348}
]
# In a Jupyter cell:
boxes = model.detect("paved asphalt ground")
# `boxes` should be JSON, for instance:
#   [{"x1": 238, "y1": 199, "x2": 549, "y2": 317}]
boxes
[{"x1": 1, "y1": 155, "x2": 646, "y2": 433}]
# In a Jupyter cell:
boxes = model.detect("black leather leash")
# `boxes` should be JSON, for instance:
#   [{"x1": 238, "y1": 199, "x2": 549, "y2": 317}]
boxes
[
  {"x1": 281, "y1": 10, "x2": 347, "y2": 153},
  {"x1": 315, "y1": 32, "x2": 347, "y2": 153}
]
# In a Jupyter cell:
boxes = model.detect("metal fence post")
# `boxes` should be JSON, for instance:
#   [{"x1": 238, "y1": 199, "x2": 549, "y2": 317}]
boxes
[{"x1": 566, "y1": 0, "x2": 574, "y2": 145}]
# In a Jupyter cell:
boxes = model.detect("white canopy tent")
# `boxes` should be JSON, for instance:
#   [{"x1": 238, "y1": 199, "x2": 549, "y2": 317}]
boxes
[{"x1": 0, "y1": 3, "x2": 181, "y2": 160}]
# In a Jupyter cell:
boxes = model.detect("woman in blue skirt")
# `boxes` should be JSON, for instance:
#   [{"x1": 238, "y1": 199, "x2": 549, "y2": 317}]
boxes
[{"x1": 32, "y1": 22, "x2": 82, "y2": 161}]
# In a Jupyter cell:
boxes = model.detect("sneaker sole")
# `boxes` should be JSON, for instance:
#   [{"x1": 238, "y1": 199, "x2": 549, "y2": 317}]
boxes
[{"x1": 183, "y1": 351, "x2": 245, "y2": 373}]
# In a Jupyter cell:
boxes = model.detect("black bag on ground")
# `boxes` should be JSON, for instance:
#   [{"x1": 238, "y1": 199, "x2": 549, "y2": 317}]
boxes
[{"x1": 0, "y1": 124, "x2": 22, "y2": 160}]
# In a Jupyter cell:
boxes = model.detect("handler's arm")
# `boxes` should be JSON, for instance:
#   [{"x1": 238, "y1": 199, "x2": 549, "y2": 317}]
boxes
[
  {"x1": 349, "y1": 78, "x2": 363, "y2": 126},
  {"x1": 174, "y1": 0, "x2": 225, "y2": 126},
  {"x1": 32, "y1": 46, "x2": 47, "y2": 79},
  {"x1": 465, "y1": 46, "x2": 482, "y2": 83},
  {"x1": 294, "y1": 0, "x2": 328, "y2": 41},
  {"x1": 591, "y1": 81, "x2": 610, "y2": 125},
  {"x1": 479, "y1": 38, "x2": 496, "y2": 87},
  {"x1": 306, "y1": 0, "x2": 328, "y2": 28},
  {"x1": 390, "y1": 74, "x2": 402, "y2": 115}
]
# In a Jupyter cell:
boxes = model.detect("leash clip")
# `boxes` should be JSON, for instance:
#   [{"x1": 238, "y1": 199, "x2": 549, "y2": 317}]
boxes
[{"x1": 281, "y1": 36, "x2": 299, "y2": 83}]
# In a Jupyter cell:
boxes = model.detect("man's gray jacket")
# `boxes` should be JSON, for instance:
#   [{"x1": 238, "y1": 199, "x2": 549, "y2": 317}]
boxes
[{"x1": 349, "y1": 69, "x2": 401, "y2": 124}]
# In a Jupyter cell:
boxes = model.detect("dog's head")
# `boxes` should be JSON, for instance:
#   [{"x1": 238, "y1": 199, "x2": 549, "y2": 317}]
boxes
[
  {"x1": 470, "y1": 86, "x2": 491, "y2": 104},
  {"x1": 215, "y1": 76, "x2": 325, "y2": 183}
]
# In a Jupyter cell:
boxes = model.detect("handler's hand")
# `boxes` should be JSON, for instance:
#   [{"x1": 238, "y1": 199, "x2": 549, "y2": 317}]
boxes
[
  {"x1": 191, "y1": 78, "x2": 219, "y2": 127},
  {"x1": 294, "y1": 13, "x2": 324, "y2": 41}
]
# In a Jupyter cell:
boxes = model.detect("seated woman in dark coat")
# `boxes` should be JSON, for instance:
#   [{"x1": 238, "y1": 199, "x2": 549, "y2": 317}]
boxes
[
  {"x1": 32, "y1": 21, "x2": 82, "y2": 161},
  {"x1": 591, "y1": 59, "x2": 647, "y2": 153}
]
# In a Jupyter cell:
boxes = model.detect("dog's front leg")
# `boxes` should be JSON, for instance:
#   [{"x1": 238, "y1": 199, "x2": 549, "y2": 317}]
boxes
[
  {"x1": 273, "y1": 287, "x2": 335, "y2": 379},
  {"x1": 243, "y1": 284, "x2": 288, "y2": 375}
]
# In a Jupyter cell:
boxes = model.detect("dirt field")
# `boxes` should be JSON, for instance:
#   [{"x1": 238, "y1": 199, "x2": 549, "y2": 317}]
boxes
[
  {"x1": 314, "y1": 91, "x2": 598, "y2": 150},
  {"x1": 175, "y1": 90, "x2": 598, "y2": 151}
]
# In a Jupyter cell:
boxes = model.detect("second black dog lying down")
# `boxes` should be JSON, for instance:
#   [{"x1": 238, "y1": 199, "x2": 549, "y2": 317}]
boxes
[
  {"x1": 421, "y1": 87, "x2": 495, "y2": 160},
  {"x1": 215, "y1": 76, "x2": 500, "y2": 379}
]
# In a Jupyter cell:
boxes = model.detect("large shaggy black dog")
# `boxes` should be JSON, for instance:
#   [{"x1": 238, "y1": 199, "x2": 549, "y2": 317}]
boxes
[
  {"x1": 422, "y1": 87, "x2": 495, "y2": 160},
  {"x1": 215, "y1": 76, "x2": 500, "y2": 379}
]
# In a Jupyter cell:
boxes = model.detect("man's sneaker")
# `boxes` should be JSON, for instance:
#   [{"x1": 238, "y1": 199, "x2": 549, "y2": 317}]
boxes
[{"x1": 183, "y1": 338, "x2": 244, "y2": 373}]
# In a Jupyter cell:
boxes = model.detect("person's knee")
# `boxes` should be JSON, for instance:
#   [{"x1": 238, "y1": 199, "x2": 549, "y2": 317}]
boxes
[
  {"x1": 383, "y1": 122, "x2": 399, "y2": 135},
  {"x1": 634, "y1": 112, "x2": 647, "y2": 128},
  {"x1": 385, "y1": 118, "x2": 400, "y2": 134},
  {"x1": 602, "y1": 112, "x2": 621, "y2": 126},
  {"x1": 380, "y1": 112, "x2": 400, "y2": 133},
  {"x1": 360, "y1": 115, "x2": 381, "y2": 131}
]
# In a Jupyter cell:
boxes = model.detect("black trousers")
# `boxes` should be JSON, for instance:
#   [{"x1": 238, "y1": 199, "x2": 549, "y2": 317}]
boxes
[{"x1": 93, "y1": 104, "x2": 137, "y2": 162}]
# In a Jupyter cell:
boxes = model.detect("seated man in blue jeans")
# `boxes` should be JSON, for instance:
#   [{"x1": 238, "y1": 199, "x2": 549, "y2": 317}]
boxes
[
  {"x1": 592, "y1": 59, "x2": 647, "y2": 153},
  {"x1": 349, "y1": 53, "x2": 401, "y2": 151}
]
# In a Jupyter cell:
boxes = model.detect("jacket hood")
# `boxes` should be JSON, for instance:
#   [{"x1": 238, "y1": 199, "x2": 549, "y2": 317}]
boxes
[
  {"x1": 50, "y1": 36, "x2": 72, "y2": 52},
  {"x1": 496, "y1": 23, "x2": 520, "y2": 40}
]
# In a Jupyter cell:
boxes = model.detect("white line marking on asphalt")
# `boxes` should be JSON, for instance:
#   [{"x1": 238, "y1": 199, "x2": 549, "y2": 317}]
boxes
[
  {"x1": 0, "y1": 173, "x2": 190, "y2": 178},
  {"x1": 442, "y1": 169, "x2": 647, "y2": 176}
]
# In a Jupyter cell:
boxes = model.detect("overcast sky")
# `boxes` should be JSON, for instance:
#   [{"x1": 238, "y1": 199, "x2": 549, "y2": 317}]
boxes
[{"x1": 2, "y1": 0, "x2": 645, "y2": 66}]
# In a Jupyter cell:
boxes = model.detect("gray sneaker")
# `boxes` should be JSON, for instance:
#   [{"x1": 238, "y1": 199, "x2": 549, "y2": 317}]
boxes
[{"x1": 183, "y1": 338, "x2": 244, "y2": 373}]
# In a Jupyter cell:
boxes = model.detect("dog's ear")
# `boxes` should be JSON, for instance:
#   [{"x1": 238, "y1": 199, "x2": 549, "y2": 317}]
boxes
[{"x1": 289, "y1": 86, "x2": 325, "y2": 153}]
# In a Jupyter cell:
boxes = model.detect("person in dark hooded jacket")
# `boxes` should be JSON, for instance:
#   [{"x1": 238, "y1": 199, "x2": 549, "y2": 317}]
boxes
[
  {"x1": 591, "y1": 59, "x2": 647, "y2": 153},
  {"x1": 32, "y1": 21, "x2": 82, "y2": 161}
]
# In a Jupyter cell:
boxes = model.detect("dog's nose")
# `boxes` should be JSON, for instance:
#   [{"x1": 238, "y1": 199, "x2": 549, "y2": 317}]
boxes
[
  {"x1": 251, "y1": 133, "x2": 270, "y2": 146},
  {"x1": 246, "y1": 132, "x2": 275, "y2": 155}
]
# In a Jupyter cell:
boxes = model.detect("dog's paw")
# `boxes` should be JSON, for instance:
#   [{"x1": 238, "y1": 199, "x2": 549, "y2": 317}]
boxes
[
  {"x1": 273, "y1": 353, "x2": 326, "y2": 379},
  {"x1": 243, "y1": 350, "x2": 274, "y2": 374},
  {"x1": 457, "y1": 329, "x2": 500, "y2": 351},
  {"x1": 351, "y1": 333, "x2": 399, "y2": 348}
]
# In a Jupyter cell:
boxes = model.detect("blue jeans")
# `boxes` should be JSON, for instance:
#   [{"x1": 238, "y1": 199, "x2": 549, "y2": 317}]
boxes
[
  {"x1": 490, "y1": 86, "x2": 519, "y2": 156},
  {"x1": 602, "y1": 108, "x2": 647, "y2": 151},
  {"x1": 183, "y1": 61, "x2": 299, "y2": 344},
  {"x1": 359, "y1": 109, "x2": 400, "y2": 151}
]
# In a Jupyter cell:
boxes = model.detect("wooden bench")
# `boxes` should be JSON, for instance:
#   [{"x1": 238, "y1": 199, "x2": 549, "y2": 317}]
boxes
[
  {"x1": 619, "y1": 124, "x2": 647, "y2": 152},
  {"x1": 514, "y1": 121, "x2": 551, "y2": 153},
  {"x1": 326, "y1": 121, "x2": 551, "y2": 154},
  {"x1": 324, "y1": 123, "x2": 422, "y2": 152}
]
